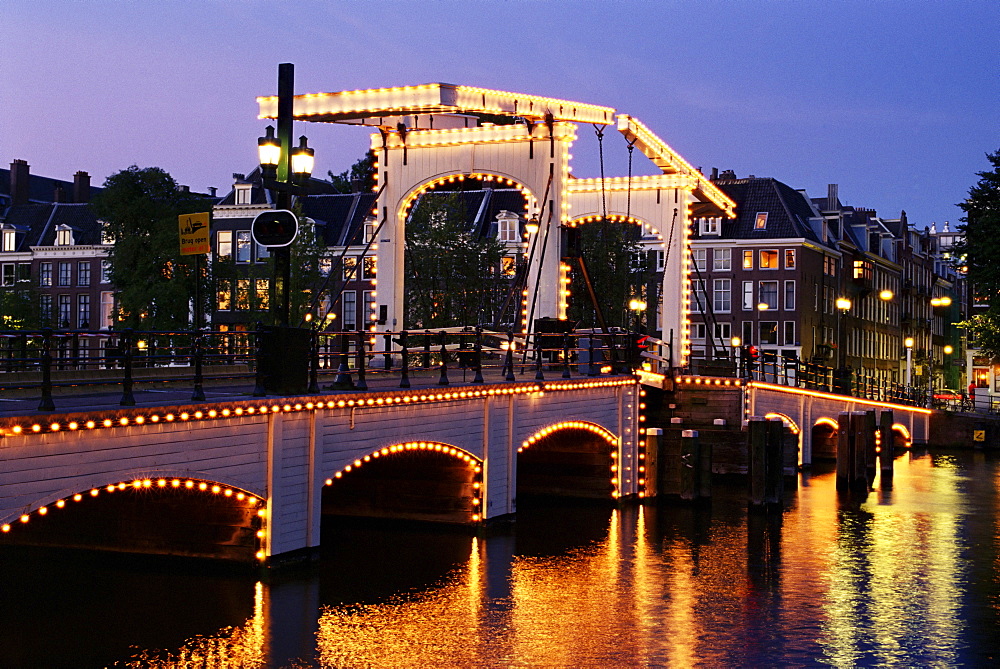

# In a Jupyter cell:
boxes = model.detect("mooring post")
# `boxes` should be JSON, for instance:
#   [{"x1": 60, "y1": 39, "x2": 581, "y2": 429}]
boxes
[
  {"x1": 863, "y1": 410, "x2": 877, "y2": 487},
  {"x1": 333, "y1": 333, "x2": 353, "y2": 390},
  {"x1": 680, "y1": 429, "x2": 700, "y2": 501},
  {"x1": 504, "y1": 330, "x2": 516, "y2": 382},
  {"x1": 879, "y1": 409, "x2": 894, "y2": 487},
  {"x1": 749, "y1": 418, "x2": 766, "y2": 505},
  {"x1": 849, "y1": 411, "x2": 870, "y2": 491},
  {"x1": 383, "y1": 332, "x2": 393, "y2": 372},
  {"x1": 765, "y1": 418, "x2": 784, "y2": 504},
  {"x1": 644, "y1": 427, "x2": 662, "y2": 498},
  {"x1": 835, "y1": 411, "x2": 851, "y2": 491}
]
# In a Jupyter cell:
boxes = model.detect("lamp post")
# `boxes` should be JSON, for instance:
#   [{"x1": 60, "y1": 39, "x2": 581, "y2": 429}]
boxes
[
  {"x1": 256, "y1": 63, "x2": 315, "y2": 327},
  {"x1": 731, "y1": 335, "x2": 742, "y2": 377},
  {"x1": 905, "y1": 336, "x2": 914, "y2": 387}
]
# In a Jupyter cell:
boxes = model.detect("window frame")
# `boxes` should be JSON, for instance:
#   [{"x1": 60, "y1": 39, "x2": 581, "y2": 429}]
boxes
[
  {"x1": 713, "y1": 248, "x2": 731, "y2": 271},
  {"x1": 759, "y1": 249, "x2": 779, "y2": 270}
]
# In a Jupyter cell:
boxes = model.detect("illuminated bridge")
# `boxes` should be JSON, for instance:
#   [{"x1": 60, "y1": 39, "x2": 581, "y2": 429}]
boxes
[{"x1": 0, "y1": 375, "x2": 641, "y2": 564}]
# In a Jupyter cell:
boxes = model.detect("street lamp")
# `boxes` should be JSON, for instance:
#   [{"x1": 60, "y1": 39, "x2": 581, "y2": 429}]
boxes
[
  {"x1": 905, "y1": 336, "x2": 915, "y2": 387},
  {"x1": 731, "y1": 335, "x2": 742, "y2": 377}
]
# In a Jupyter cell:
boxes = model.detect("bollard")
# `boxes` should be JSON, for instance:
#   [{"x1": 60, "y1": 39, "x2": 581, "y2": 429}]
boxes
[
  {"x1": 504, "y1": 330, "x2": 516, "y2": 382},
  {"x1": 437, "y1": 331, "x2": 449, "y2": 386},
  {"x1": 878, "y1": 409, "x2": 894, "y2": 488},
  {"x1": 644, "y1": 427, "x2": 662, "y2": 498},
  {"x1": 383, "y1": 332, "x2": 393, "y2": 372},
  {"x1": 333, "y1": 333, "x2": 354, "y2": 390},
  {"x1": 399, "y1": 331, "x2": 411, "y2": 388},
  {"x1": 38, "y1": 328, "x2": 55, "y2": 411}
]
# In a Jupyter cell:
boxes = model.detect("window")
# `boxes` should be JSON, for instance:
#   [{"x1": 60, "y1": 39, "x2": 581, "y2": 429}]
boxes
[
  {"x1": 236, "y1": 231, "x2": 252, "y2": 263},
  {"x1": 691, "y1": 323, "x2": 707, "y2": 340},
  {"x1": 39, "y1": 262, "x2": 53, "y2": 286},
  {"x1": 236, "y1": 279, "x2": 250, "y2": 310},
  {"x1": 655, "y1": 250, "x2": 665, "y2": 272},
  {"x1": 343, "y1": 256, "x2": 358, "y2": 281},
  {"x1": 754, "y1": 212, "x2": 768, "y2": 230},
  {"x1": 742, "y1": 281, "x2": 754, "y2": 310},
  {"x1": 256, "y1": 279, "x2": 269, "y2": 310},
  {"x1": 501, "y1": 256, "x2": 517, "y2": 277},
  {"x1": 2, "y1": 228, "x2": 16, "y2": 252},
  {"x1": 100, "y1": 292, "x2": 115, "y2": 329},
  {"x1": 759, "y1": 280, "x2": 778, "y2": 310},
  {"x1": 55, "y1": 225, "x2": 74, "y2": 246},
  {"x1": 40, "y1": 295, "x2": 53, "y2": 323},
  {"x1": 692, "y1": 248, "x2": 707, "y2": 271},
  {"x1": 783, "y1": 321, "x2": 795, "y2": 346},
  {"x1": 760, "y1": 249, "x2": 778, "y2": 269},
  {"x1": 742, "y1": 321, "x2": 753, "y2": 346},
  {"x1": 824, "y1": 256, "x2": 837, "y2": 276},
  {"x1": 77, "y1": 261, "x2": 91, "y2": 286},
  {"x1": 714, "y1": 322, "x2": 732, "y2": 342},
  {"x1": 58, "y1": 294, "x2": 71, "y2": 327},
  {"x1": 363, "y1": 290, "x2": 377, "y2": 326},
  {"x1": 759, "y1": 321, "x2": 778, "y2": 345},
  {"x1": 216, "y1": 231, "x2": 233, "y2": 261},
  {"x1": 974, "y1": 367, "x2": 989, "y2": 389},
  {"x1": 78, "y1": 294, "x2": 90, "y2": 328},
  {"x1": 255, "y1": 242, "x2": 269, "y2": 262},
  {"x1": 319, "y1": 256, "x2": 332, "y2": 276},
  {"x1": 17, "y1": 263, "x2": 30, "y2": 283},
  {"x1": 743, "y1": 250, "x2": 753, "y2": 270},
  {"x1": 234, "y1": 184, "x2": 252, "y2": 205},
  {"x1": 343, "y1": 291, "x2": 357, "y2": 330},
  {"x1": 101, "y1": 260, "x2": 112, "y2": 283},
  {"x1": 713, "y1": 278, "x2": 731, "y2": 312},
  {"x1": 713, "y1": 248, "x2": 731, "y2": 271},
  {"x1": 362, "y1": 256, "x2": 377, "y2": 280},
  {"x1": 216, "y1": 280, "x2": 231, "y2": 311},
  {"x1": 784, "y1": 249, "x2": 796, "y2": 269},
  {"x1": 58, "y1": 262, "x2": 72, "y2": 287},
  {"x1": 784, "y1": 280, "x2": 796, "y2": 310},
  {"x1": 699, "y1": 217, "x2": 720, "y2": 235},
  {"x1": 364, "y1": 220, "x2": 377, "y2": 244},
  {"x1": 497, "y1": 213, "x2": 519, "y2": 243},
  {"x1": 1, "y1": 264, "x2": 13, "y2": 287},
  {"x1": 691, "y1": 279, "x2": 707, "y2": 312}
]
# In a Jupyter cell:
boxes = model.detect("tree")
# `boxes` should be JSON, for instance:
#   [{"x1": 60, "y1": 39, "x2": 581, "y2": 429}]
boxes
[
  {"x1": 566, "y1": 219, "x2": 647, "y2": 330},
  {"x1": 0, "y1": 289, "x2": 37, "y2": 329},
  {"x1": 404, "y1": 192, "x2": 507, "y2": 329},
  {"x1": 92, "y1": 166, "x2": 212, "y2": 331},
  {"x1": 327, "y1": 151, "x2": 376, "y2": 194},
  {"x1": 954, "y1": 149, "x2": 1000, "y2": 356}
]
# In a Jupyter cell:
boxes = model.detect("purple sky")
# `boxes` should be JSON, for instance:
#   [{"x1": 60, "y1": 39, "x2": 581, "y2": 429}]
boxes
[{"x1": 2, "y1": 1, "x2": 997, "y2": 228}]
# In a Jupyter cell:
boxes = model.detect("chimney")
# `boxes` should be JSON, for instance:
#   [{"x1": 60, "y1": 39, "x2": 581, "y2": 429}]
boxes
[
  {"x1": 826, "y1": 184, "x2": 839, "y2": 212},
  {"x1": 710, "y1": 167, "x2": 719, "y2": 180},
  {"x1": 53, "y1": 186, "x2": 65, "y2": 203},
  {"x1": 73, "y1": 171, "x2": 91, "y2": 203},
  {"x1": 10, "y1": 159, "x2": 30, "y2": 205},
  {"x1": 208, "y1": 186, "x2": 218, "y2": 198},
  {"x1": 179, "y1": 185, "x2": 190, "y2": 193}
]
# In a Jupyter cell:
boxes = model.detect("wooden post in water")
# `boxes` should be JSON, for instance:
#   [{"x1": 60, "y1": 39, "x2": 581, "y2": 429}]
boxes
[
  {"x1": 863, "y1": 410, "x2": 877, "y2": 487},
  {"x1": 851, "y1": 411, "x2": 870, "y2": 491},
  {"x1": 878, "y1": 409, "x2": 894, "y2": 488},
  {"x1": 765, "y1": 418, "x2": 784, "y2": 504},
  {"x1": 836, "y1": 411, "x2": 852, "y2": 491},
  {"x1": 644, "y1": 427, "x2": 662, "y2": 497},
  {"x1": 680, "y1": 429, "x2": 699, "y2": 501},
  {"x1": 749, "y1": 418, "x2": 767, "y2": 505}
]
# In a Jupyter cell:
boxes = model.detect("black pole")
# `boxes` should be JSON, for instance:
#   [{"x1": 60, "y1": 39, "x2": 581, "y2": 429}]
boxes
[
  {"x1": 273, "y1": 62, "x2": 294, "y2": 327},
  {"x1": 473, "y1": 327, "x2": 484, "y2": 384},
  {"x1": 438, "y1": 330, "x2": 450, "y2": 386},
  {"x1": 308, "y1": 327, "x2": 320, "y2": 393},
  {"x1": 399, "y1": 330, "x2": 411, "y2": 388},
  {"x1": 38, "y1": 328, "x2": 55, "y2": 411},
  {"x1": 504, "y1": 330, "x2": 516, "y2": 382},
  {"x1": 355, "y1": 331, "x2": 368, "y2": 390},
  {"x1": 334, "y1": 333, "x2": 353, "y2": 389},
  {"x1": 562, "y1": 332, "x2": 572, "y2": 379}
]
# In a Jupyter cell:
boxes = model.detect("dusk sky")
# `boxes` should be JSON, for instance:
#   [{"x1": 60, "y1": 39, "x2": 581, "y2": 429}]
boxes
[{"x1": 2, "y1": 1, "x2": 997, "y2": 228}]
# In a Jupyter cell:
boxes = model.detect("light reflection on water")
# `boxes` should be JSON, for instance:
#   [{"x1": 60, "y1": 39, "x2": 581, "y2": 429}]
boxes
[{"x1": 3, "y1": 449, "x2": 1000, "y2": 667}]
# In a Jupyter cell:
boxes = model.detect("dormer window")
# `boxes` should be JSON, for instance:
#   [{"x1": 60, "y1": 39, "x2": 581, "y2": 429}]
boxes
[
  {"x1": 55, "y1": 225, "x2": 74, "y2": 246},
  {"x1": 1, "y1": 226, "x2": 16, "y2": 252},
  {"x1": 699, "y1": 217, "x2": 721, "y2": 235},
  {"x1": 235, "y1": 184, "x2": 252, "y2": 205},
  {"x1": 496, "y1": 210, "x2": 520, "y2": 243},
  {"x1": 99, "y1": 221, "x2": 114, "y2": 245},
  {"x1": 754, "y1": 212, "x2": 768, "y2": 230}
]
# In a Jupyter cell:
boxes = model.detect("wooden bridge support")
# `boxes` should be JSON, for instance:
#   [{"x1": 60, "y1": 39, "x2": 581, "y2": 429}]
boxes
[
  {"x1": 836, "y1": 411, "x2": 876, "y2": 492},
  {"x1": 748, "y1": 417, "x2": 784, "y2": 506},
  {"x1": 878, "y1": 410, "x2": 894, "y2": 488}
]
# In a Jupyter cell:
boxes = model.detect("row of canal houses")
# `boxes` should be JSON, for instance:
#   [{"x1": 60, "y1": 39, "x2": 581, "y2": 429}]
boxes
[{"x1": 0, "y1": 157, "x2": 983, "y2": 398}]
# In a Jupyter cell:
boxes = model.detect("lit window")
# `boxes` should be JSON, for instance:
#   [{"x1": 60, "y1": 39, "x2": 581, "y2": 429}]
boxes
[
  {"x1": 497, "y1": 211, "x2": 520, "y2": 243},
  {"x1": 743, "y1": 250, "x2": 753, "y2": 270},
  {"x1": 754, "y1": 212, "x2": 768, "y2": 230},
  {"x1": 784, "y1": 249, "x2": 796, "y2": 269},
  {"x1": 100, "y1": 292, "x2": 114, "y2": 329},
  {"x1": 501, "y1": 256, "x2": 517, "y2": 277},
  {"x1": 236, "y1": 279, "x2": 250, "y2": 310},
  {"x1": 234, "y1": 184, "x2": 252, "y2": 205},
  {"x1": 2, "y1": 228, "x2": 16, "y2": 252},
  {"x1": 362, "y1": 256, "x2": 377, "y2": 280},
  {"x1": 759, "y1": 280, "x2": 778, "y2": 310},
  {"x1": 216, "y1": 280, "x2": 231, "y2": 311},
  {"x1": 256, "y1": 279, "x2": 269, "y2": 310},
  {"x1": 343, "y1": 257, "x2": 358, "y2": 281},
  {"x1": 760, "y1": 249, "x2": 778, "y2": 269},
  {"x1": 55, "y1": 226, "x2": 74, "y2": 246}
]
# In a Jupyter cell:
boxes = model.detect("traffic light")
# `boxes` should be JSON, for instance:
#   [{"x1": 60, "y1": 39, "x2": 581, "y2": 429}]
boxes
[
  {"x1": 252, "y1": 209, "x2": 299, "y2": 247},
  {"x1": 744, "y1": 345, "x2": 759, "y2": 370}
]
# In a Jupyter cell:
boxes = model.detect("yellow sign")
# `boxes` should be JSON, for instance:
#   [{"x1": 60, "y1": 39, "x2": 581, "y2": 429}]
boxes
[
  {"x1": 974, "y1": 430, "x2": 985, "y2": 442},
  {"x1": 179, "y1": 212, "x2": 210, "y2": 255}
]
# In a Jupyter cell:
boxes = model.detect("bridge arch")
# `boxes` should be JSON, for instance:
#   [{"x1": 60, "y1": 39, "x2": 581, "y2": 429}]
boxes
[
  {"x1": 0, "y1": 474, "x2": 267, "y2": 561},
  {"x1": 516, "y1": 420, "x2": 621, "y2": 500},
  {"x1": 567, "y1": 213, "x2": 666, "y2": 247},
  {"x1": 397, "y1": 172, "x2": 539, "y2": 223},
  {"x1": 322, "y1": 441, "x2": 484, "y2": 524}
]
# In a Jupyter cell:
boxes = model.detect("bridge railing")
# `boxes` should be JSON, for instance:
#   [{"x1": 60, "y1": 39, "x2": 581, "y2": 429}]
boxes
[{"x1": 0, "y1": 326, "x2": 642, "y2": 410}]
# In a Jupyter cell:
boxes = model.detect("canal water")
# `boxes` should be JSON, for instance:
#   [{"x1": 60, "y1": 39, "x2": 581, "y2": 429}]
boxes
[{"x1": 2, "y1": 448, "x2": 999, "y2": 667}]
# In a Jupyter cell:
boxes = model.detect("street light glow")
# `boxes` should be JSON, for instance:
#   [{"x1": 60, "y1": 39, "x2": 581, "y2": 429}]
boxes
[{"x1": 836, "y1": 297, "x2": 852, "y2": 311}]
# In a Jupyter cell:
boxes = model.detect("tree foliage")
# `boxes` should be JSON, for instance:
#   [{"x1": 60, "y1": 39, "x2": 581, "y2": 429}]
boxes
[
  {"x1": 566, "y1": 220, "x2": 647, "y2": 330},
  {"x1": 954, "y1": 149, "x2": 1000, "y2": 357},
  {"x1": 327, "y1": 151, "x2": 376, "y2": 194},
  {"x1": 403, "y1": 192, "x2": 507, "y2": 329},
  {"x1": 0, "y1": 288, "x2": 37, "y2": 329},
  {"x1": 92, "y1": 166, "x2": 212, "y2": 331}
]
